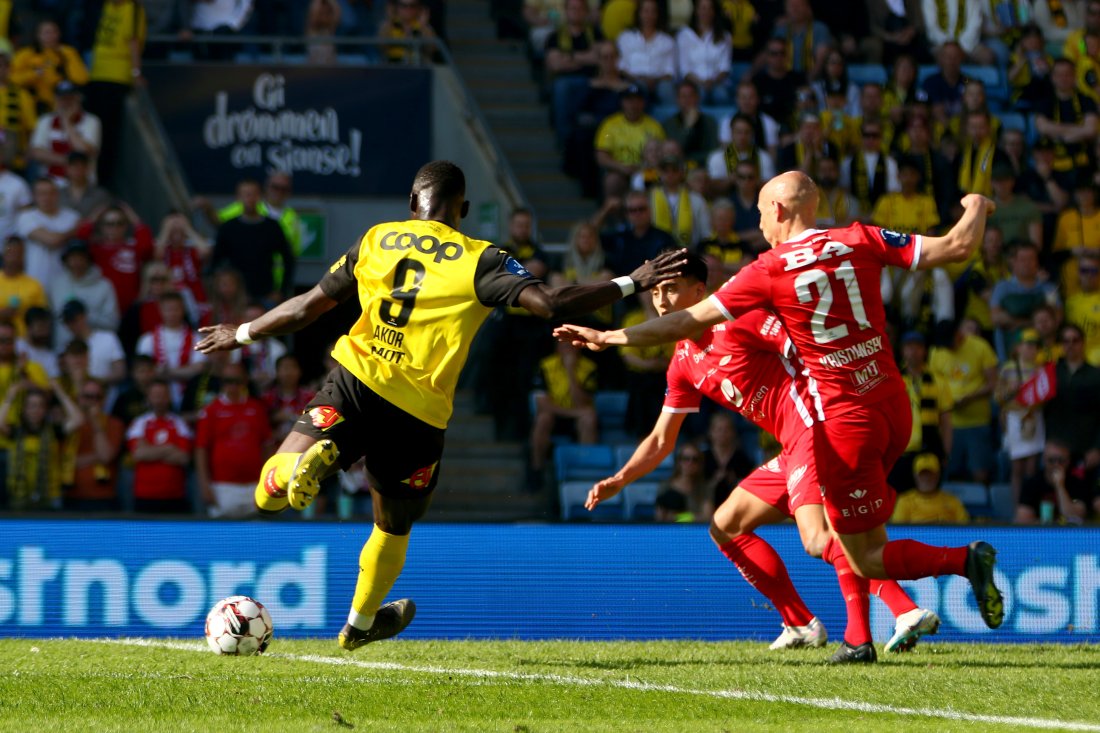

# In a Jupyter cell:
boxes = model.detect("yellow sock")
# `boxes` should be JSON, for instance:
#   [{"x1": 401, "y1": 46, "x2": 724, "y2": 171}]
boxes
[
  {"x1": 254, "y1": 453, "x2": 300, "y2": 513},
  {"x1": 348, "y1": 526, "x2": 410, "y2": 629}
]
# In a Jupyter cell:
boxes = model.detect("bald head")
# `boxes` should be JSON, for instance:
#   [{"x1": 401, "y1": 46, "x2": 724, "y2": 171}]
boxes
[{"x1": 756, "y1": 171, "x2": 820, "y2": 246}]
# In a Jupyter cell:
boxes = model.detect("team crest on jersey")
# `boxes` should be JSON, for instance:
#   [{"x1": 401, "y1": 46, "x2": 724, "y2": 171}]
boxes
[
  {"x1": 402, "y1": 462, "x2": 438, "y2": 490},
  {"x1": 879, "y1": 229, "x2": 911, "y2": 248},
  {"x1": 763, "y1": 457, "x2": 781, "y2": 472},
  {"x1": 329, "y1": 254, "x2": 347, "y2": 273},
  {"x1": 504, "y1": 256, "x2": 533, "y2": 279},
  {"x1": 309, "y1": 406, "x2": 345, "y2": 431}
]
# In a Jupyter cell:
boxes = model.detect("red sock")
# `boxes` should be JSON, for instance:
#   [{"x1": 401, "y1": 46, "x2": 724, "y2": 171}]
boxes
[
  {"x1": 719, "y1": 534, "x2": 814, "y2": 627},
  {"x1": 831, "y1": 551, "x2": 872, "y2": 646},
  {"x1": 882, "y1": 540, "x2": 967, "y2": 579},
  {"x1": 869, "y1": 580, "x2": 918, "y2": 617}
]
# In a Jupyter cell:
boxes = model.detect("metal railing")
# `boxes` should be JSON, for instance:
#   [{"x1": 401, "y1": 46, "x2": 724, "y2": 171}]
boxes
[{"x1": 144, "y1": 33, "x2": 531, "y2": 217}]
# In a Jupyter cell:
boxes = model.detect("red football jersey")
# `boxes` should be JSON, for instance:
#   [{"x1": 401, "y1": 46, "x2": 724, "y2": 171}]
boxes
[
  {"x1": 195, "y1": 395, "x2": 273, "y2": 483},
  {"x1": 126, "y1": 412, "x2": 193, "y2": 500},
  {"x1": 709, "y1": 223, "x2": 920, "y2": 418},
  {"x1": 663, "y1": 310, "x2": 817, "y2": 447}
]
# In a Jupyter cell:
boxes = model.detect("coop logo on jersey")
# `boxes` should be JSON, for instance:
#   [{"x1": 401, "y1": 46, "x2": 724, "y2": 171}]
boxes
[
  {"x1": 309, "y1": 406, "x2": 345, "y2": 431},
  {"x1": 402, "y1": 462, "x2": 438, "y2": 490},
  {"x1": 849, "y1": 489, "x2": 867, "y2": 499},
  {"x1": 787, "y1": 464, "x2": 808, "y2": 493},
  {"x1": 328, "y1": 254, "x2": 347, "y2": 273},
  {"x1": 380, "y1": 231, "x2": 463, "y2": 263},
  {"x1": 504, "y1": 256, "x2": 533, "y2": 279},
  {"x1": 880, "y1": 229, "x2": 911, "y2": 248}
]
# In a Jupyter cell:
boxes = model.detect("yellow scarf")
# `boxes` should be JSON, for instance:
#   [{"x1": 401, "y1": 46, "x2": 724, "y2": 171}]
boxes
[
  {"x1": 958, "y1": 139, "x2": 995, "y2": 196},
  {"x1": 1051, "y1": 92, "x2": 1091, "y2": 170},
  {"x1": 784, "y1": 25, "x2": 814, "y2": 72},
  {"x1": 852, "y1": 151, "x2": 887, "y2": 212},
  {"x1": 651, "y1": 186, "x2": 693, "y2": 247},
  {"x1": 723, "y1": 143, "x2": 760, "y2": 174},
  {"x1": 816, "y1": 188, "x2": 852, "y2": 225},
  {"x1": 936, "y1": 0, "x2": 968, "y2": 36}
]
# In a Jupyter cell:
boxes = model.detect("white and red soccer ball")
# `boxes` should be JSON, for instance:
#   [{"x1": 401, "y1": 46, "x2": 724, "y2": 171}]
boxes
[{"x1": 204, "y1": 595, "x2": 273, "y2": 656}]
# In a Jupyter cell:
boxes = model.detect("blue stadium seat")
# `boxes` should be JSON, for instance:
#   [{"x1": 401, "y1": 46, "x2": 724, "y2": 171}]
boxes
[
  {"x1": 559, "y1": 480, "x2": 624, "y2": 520},
  {"x1": 942, "y1": 481, "x2": 993, "y2": 518},
  {"x1": 554, "y1": 444, "x2": 616, "y2": 483},
  {"x1": 624, "y1": 480, "x2": 661, "y2": 520},
  {"x1": 595, "y1": 391, "x2": 630, "y2": 444},
  {"x1": 999, "y1": 111, "x2": 1027, "y2": 133},
  {"x1": 988, "y1": 482, "x2": 1015, "y2": 522},
  {"x1": 848, "y1": 63, "x2": 888, "y2": 87},
  {"x1": 729, "y1": 62, "x2": 752, "y2": 87},
  {"x1": 650, "y1": 104, "x2": 677, "y2": 122},
  {"x1": 917, "y1": 64, "x2": 939, "y2": 88}
]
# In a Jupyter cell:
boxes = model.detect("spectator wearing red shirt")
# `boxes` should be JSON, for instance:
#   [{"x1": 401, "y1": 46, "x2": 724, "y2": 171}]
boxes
[
  {"x1": 135, "y1": 291, "x2": 207, "y2": 406},
  {"x1": 77, "y1": 202, "x2": 154, "y2": 314},
  {"x1": 195, "y1": 361, "x2": 272, "y2": 518},
  {"x1": 155, "y1": 211, "x2": 210, "y2": 307},
  {"x1": 263, "y1": 354, "x2": 314, "y2": 444},
  {"x1": 126, "y1": 379, "x2": 192, "y2": 513}
]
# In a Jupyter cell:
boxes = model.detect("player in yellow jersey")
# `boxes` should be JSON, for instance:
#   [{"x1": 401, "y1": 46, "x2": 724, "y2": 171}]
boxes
[{"x1": 195, "y1": 161, "x2": 686, "y2": 650}]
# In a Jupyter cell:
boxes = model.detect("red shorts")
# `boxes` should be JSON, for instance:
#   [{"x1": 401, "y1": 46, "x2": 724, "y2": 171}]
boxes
[
  {"x1": 813, "y1": 392, "x2": 911, "y2": 534},
  {"x1": 739, "y1": 429, "x2": 823, "y2": 517}
]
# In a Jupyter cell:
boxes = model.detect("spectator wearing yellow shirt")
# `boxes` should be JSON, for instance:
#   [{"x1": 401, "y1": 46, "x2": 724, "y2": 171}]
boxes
[
  {"x1": 931, "y1": 318, "x2": 999, "y2": 484},
  {"x1": 1061, "y1": 0, "x2": 1100, "y2": 64},
  {"x1": 85, "y1": 0, "x2": 146, "y2": 188},
  {"x1": 956, "y1": 110, "x2": 1003, "y2": 198},
  {"x1": 10, "y1": 20, "x2": 89, "y2": 114},
  {"x1": 1032, "y1": 304, "x2": 1065, "y2": 366},
  {"x1": 871, "y1": 157, "x2": 940, "y2": 234},
  {"x1": 620, "y1": 295, "x2": 673, "y2": 436},
  {"x1": 889, "y1": 331, "x2": 954, "y2": 494},
  {"x1": 1052, "y1": 180, "x2": 1100, "y2": 296},
  {"x1": 0, "y1": 236, "x2": 46, "y2": 338},
  {"x1": 696, "y1": 199, "x2": 755, "y2": 279},
  {"x1": 813, "y1": 153, "x2": 860, "y2": 228},
  {"x1": 722, "y1": 0, "x2": 756, "y2": 61},
  {"x1": 891, "y1": 453, "x2": 970, "y2": 524},
  {"x1": 595, "y1": 84, "x2": 665, "y2": 179},
  {"x1": 0, "y1": 51, "x2": 38, "y2": 173},
  {"x1": 819, "y1": 79, "x2": 861, "y2": 158},
  {"x1": 529, "y1": 340, "x2": 599, "y2": 484},
  {"x1": 1067, "y1": 250, "x2": 1100, "y2": 365},
  {"x1": 955, "y1": 226, "x2": 1008, "y2": 338}
]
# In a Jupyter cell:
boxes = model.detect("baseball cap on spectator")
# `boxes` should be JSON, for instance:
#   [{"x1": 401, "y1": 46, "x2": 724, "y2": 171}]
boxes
[
  {"x1": 900, "y1": 330, "x2": 926, "y2": 345},
  {"x1": 913, "y1": 453, "x2": 940, "y2": 476},
  {"x1": 60, "y1": 299, "x2": 87, "y2": 323},
  {"x1": 620, "y1": 84, "x2": 645, "y2": 99},
  {"x1": 55, "y1": 80, "x2": 81, "y2": 96},
  {"x1": 1020, "y1": 328, "x2": 1041, "y2": 344},
  {"x1": 60, "y1": 239, "x2": 91, "y2": 262}
]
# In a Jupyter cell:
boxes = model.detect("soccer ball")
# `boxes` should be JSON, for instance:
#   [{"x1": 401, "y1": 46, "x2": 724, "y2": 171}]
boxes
[{"x1": 204, "y1": 595, "x2": 273, "y2": 656}]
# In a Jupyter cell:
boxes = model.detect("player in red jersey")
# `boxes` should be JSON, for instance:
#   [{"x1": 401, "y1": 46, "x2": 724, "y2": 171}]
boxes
[
  {"x1": 557, "y1": 172, "x2": 1003, "y2": 654},
  {"x1": 587, "y1": 252, "x2": 939, "y2": 661}
]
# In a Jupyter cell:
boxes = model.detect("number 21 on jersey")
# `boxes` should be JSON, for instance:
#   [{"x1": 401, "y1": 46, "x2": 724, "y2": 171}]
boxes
[{"x1": 793, "y1": 261, "x2": 871, "y2": 345}]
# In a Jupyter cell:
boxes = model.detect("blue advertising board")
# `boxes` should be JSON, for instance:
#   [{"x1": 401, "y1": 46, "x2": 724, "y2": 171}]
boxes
[{"x1": 0, "y1": 521, "x2": 1096, "y2": 644}]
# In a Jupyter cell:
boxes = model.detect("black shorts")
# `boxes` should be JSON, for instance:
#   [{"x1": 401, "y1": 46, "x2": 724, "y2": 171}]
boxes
[{"x1": 293, "y1": 365, "x2": 445, "y2": 500}]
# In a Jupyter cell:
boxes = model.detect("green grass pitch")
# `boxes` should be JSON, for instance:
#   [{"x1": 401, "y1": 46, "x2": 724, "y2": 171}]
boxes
[{"x1": 0, "y1": 638, "x2": 1097, "y2": 732}]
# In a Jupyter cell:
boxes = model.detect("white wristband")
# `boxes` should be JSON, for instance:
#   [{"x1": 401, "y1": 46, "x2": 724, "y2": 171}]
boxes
[
  {"x1": 612, "y1": 276, "x2": 635, "y2": 297},
  {"x1": 235, "y1": 322, "x2": 254, "y2": 346}
]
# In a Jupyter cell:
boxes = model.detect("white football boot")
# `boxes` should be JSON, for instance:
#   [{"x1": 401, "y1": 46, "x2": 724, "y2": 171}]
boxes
[
  {"x1": 885, "y1": 608, "x2": 941, "y2": 653},
  {"x1": 769, "y1": 616, "x2": 827, "y2": 650}
]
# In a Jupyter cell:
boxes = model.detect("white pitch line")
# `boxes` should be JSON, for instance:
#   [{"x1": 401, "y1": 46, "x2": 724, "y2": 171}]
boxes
[{"x1": 90, "y1": 638, "x2": 1099, "y2": 732}]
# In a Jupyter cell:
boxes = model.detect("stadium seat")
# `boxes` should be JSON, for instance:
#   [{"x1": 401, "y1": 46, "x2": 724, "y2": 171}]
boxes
[
  {"x1": 554, "y1": 443, "x2": 616, "y2": 482},
  {"x1": 999, "y1": 111, "x2": 1027, "y2": 133},
  {"x1": 847, "y1": 64, "x2": 888, "y2": 87},
  {"x1": 942, "y1": 481, "x2": 993, "y2": 517},
  {"x1": 624, "y1": 480, "x2": 661, "y2": 520},
  {"x1": 730, "y1": 62, "x2": 751, "y2": 86},
  {"x1": 595, "y1": 391, "x2": 630, "y2": 444},
  {"x1": 988, "y1": 482, "x2": 1015, "y2": 522},
  {"x1": 559, "y1": 480, "x2": 624, "y2": 520},
  {"x1": 917, "y1": 64, "x2": 939, "y2": 88}
]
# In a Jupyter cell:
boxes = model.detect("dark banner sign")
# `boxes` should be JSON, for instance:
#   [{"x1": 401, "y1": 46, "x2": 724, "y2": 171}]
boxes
[{"x1": 145, "y1": 65, "x2": 431, "y2": 196}]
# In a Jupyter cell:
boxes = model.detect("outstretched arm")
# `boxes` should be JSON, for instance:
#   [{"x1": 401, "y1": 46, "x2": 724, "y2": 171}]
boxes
[
  {"x1": 587, "y1": 411, "x2": 687, "y2": 510},
  {"x1": 517, "y1": 249, "x2": 687, "y2": 320},
  {"x1": 555, "y1": 297, "x2": 727, "y2": 352},
  {"x1": 917, "y1": 194, "x2": 996, "y2": 269},
  {"x1": 194, "y1": 284, "x2": 341, "y2": 353}
]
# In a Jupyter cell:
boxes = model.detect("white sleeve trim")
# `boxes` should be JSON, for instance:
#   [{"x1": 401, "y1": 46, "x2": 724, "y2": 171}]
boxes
[
  {"x1": 662, "y1": 406, "x2": 700, "y2": 414},
  {"x1": 909, "y1": 234, "x2": 923, "y2": 272},
  {"x1": 708, "y1": 293, "x2": 734, "y2": 321}
]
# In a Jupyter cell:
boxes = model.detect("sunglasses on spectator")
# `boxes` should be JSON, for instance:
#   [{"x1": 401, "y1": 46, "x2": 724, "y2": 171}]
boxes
[
  {"x1": 1045, "y1": 455, "x2": 1069, "y2": 465},
  {"x1": 679, "y1": 453, "x2": 702, "y2": 462},
  {"x1": 102, "y1": 218, "x2": 126, "y2": 226},
  {"x1": 862, "y1": 130, "x2": 882, "y2": 138},
  {"x1": 1063, "y1": 334, "x2": 1083, "y2": 343}
]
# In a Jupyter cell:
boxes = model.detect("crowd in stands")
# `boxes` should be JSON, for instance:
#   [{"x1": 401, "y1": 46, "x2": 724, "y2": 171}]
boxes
[{"x1": 477, "y1": 0, "x2": 1100, "y2": 525}]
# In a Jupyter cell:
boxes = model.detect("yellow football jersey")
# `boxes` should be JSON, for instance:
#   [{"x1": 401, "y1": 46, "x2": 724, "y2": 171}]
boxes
[{"x1": 320, "y1": 219, "x2": 538, "y2": 428}]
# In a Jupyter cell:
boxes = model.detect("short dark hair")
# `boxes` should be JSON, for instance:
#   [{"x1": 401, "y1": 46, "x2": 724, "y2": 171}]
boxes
[
  {"x1": 24, "y1": 306, "x2": 51, "y2": 326},
  {"x1": 662, "y1": 248, "x2": 708, "y2": 284},
  {"x1": 411, "y1": 160, "x2": 466, "y2": 202},
  {"x1": 158, "y1": 291, "x2": 185, "y2": 305},
  {"x1": 132, "y1": 354, "x2": 156, "y2": 369}
]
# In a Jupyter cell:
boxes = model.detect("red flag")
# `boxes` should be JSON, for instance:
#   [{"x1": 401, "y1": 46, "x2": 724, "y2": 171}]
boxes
[{"x1": 1016, "y1": 362, "x2": 1057, "y2": 407}]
